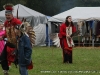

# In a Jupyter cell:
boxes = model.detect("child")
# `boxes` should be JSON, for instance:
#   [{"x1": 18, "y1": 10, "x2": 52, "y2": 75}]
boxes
[
  {"x1": 0, "y1": 22, "x2": 5, "y2": 56},
  {"x1": 15, "y1": 24, "x2": 32, "y2": 75}
]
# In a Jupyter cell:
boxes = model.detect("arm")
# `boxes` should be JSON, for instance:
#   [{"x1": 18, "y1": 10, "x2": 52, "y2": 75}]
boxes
[
  {"x1": 59, "y1": 24, "x2": 66, "y2": 37},
  {"x1": 0, "y1": 30, "x2": 6, "y2": 40},
  {"x1": 24, "y1": 35, "x2": 32, "y2": 62},
  {"x1": 16, "y1": 19, "x2": 22, "y2": 25},
  {"x1": 14, "y1": 18, "x2": 22, "y2": 26}
]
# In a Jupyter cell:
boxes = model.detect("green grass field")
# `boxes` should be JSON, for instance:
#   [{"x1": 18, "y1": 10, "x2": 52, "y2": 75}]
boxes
[{"x1": 0, "y1": 47, "x2": 100, "y2": 75}]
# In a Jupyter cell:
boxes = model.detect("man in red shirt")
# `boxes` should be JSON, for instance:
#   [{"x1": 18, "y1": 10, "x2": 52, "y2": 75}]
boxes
[{"x1": 0, "y1": 3, "x2": 21, "y2": 75}]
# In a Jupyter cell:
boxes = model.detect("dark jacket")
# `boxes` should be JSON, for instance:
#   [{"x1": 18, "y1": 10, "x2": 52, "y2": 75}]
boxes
[{"x1": 18, "y1": 34, "x2": 32, "y2": 66}]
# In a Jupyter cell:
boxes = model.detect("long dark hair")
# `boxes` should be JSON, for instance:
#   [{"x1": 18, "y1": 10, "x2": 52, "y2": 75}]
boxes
[{"x1": 65, "y1": 16, "x2": 74, "y2": 27}]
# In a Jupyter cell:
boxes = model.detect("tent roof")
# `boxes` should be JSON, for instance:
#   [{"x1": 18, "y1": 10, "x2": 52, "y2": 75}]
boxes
[
  {"x1": 0, "y1": 4, "x2": 47, "y2": 26},
  {"x1": 49, "y1": 7, "x2": 100, "y2": 22},
  {"x1": 0, "y1": 4, "x2": 46, "y2": 17}
]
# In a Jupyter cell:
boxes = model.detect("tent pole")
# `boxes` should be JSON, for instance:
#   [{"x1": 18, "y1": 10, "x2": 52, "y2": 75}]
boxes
[{"x1": 92, "y1": 21, "x2": 94, "y2": 47}]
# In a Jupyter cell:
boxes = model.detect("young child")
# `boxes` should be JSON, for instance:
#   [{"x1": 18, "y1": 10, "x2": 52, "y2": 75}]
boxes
[
  {"x1": 0, "y1": 21, "x2": 5, "y2": 56},
  {"x1": 15, "y1": 24, "x2": 32, "y2": 75}
]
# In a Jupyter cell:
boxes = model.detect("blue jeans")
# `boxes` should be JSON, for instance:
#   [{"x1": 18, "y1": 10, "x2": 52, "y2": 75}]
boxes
[{"x1": 19, "y1": 66, "x2": 28, "y2": 75}]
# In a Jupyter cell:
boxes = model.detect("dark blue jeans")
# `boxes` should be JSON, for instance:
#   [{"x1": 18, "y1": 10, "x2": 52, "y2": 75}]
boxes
[{"x1": 19, "y1": 66, "x2": 28, "y2": 75}]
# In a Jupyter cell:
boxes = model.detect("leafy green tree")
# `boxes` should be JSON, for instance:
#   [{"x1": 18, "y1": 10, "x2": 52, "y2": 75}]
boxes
[
  {"x1": 0, "y1": 0, "x2": 27, "y2": 10},
  {"x1": 26, "y1": 0, "x2": 61, "y2": 16},
  {"x1": 76, "y1": 0, "x2": 100, "y2": 6},
  {"x1": 60, "y1": 0, "x2": 76, "y2": 13},
  {"x1": 1, "y1": 0, "x2": 100, "y2": 16}
]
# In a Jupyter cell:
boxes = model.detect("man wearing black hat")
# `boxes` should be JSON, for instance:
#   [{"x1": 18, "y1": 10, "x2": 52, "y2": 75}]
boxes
[{"x1": 0, "y1": 3, "x2": 22, "y2": 75}]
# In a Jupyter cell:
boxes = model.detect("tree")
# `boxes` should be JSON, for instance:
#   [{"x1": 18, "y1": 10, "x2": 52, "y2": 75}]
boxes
[
  {"x1": 76, "y1": 0, "x2": 100, "y2": 7},
  {"x1": 59, "y1": 0, "x2": 76, "y2": 13},
  {"x1": 0, "y1": 0, "x2": 26, "y2": 10},
  {"x1": 26, "y1": 0, "x2": 61, "y2": 16},
  {"x1": 1, "y1": 0, "x2": 100, "y2": 16}
]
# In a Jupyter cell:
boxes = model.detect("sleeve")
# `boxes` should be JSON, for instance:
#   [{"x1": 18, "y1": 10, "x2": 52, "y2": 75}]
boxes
[
  {"x1": 16, "y1": 19, "x2": 22, "y2": 25},
  {"x1": 2, "y1": 30, "x2": 7, "y2": 39},
  {"x1": 59, "y1": 24, "x2": 66, "y2": 37},
  {"x1": 24, "y1": 36, "x2": 32, "y2": 63},
  {"x1": 3, "y1": 30, "x2": 6, "y2": 38},
  {"x1": 15, "y1": 18, "x2": 22, "y2": 26}
]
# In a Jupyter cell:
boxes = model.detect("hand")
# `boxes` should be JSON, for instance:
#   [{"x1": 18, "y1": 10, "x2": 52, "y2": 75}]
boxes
[{"x1": 66, "y1": 35, "x2": 71, "y2": 38}]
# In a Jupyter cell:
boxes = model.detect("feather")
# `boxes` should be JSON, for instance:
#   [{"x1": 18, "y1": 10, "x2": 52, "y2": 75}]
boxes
[
  {"x1": 21, "y1": 22, "x2": 36, "y2": 46},
  {"x1": 3, "y1": 3, "x2": 13, "y2": 10},
  {"x1": 50, "y1": 33, "x2": 60, "y2": 47},
  {"x1": 30, "y1": 39, "x2": 35, "y2": 44}
]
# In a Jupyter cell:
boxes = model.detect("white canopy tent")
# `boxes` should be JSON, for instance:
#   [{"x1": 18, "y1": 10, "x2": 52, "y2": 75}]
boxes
[
  {"x1": 49, "y1": 7, "x2": 100, "y2": 22},
  {"x1": 0, "y1": 4, "x2": 48, "y2": 46},
  {"x1": 0, "y1": 4, "x2": 47, "y2": 26},
  {"x1": 48, "y1": 7, "x2": 100, "y2": 47}
]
